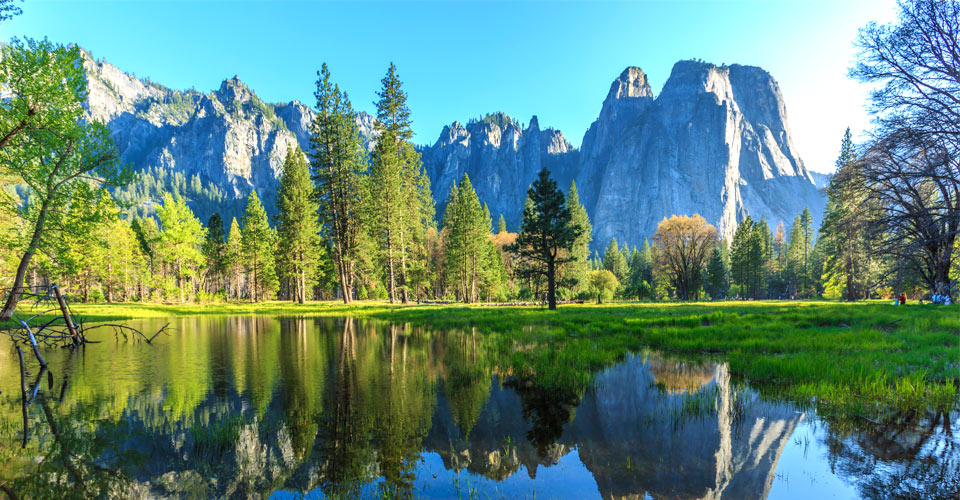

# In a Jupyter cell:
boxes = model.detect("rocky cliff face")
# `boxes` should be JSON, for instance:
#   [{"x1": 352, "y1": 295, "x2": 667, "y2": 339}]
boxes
[
  {"x1": 577, "y1": 61, "x2": 824, "y2": 243},
  {"x1": 83, "y1": 52, "x2": 374, "y2": 223},
  {"x1": 86, "y1": 50, "x2": 824, "y2": 242},
  {"x1": 419, "y1": 113, "x2": 578, "y2": 230},
  {"x1": 419, "y1": 62, "x2": 825, "y2": 244}
]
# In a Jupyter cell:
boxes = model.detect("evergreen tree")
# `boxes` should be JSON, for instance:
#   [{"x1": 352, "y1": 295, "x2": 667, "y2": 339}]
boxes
[
  {"x1": 497, "y1": 214, "x2": 507, "y2": 234},
  {"x1": 202, "y1": 212, "x2": 226, "y2": 294},
  {"x1": 799, "y1": 207, "x2": 815, "y2": 296},
  {"x1": 706, "y1": 246, "x2": 728, "y2": 299},
  {"x1": 277, "y1": 146, "x2": 322, "y2": 304},
  {"x1": 310, "y1": 63, "x2": 367, "y2": 304},
  {"x1": 225, "y1": 217, "x2": 244, "y2": 300},
  {"x1": 507, "y1": 168, "x2": 580, "y2": 310},
  {"x1": 442, "y1": 174, "x2": 492, "y2": 302},
  {"x1": 241, "y1": 191, "x2": 278, "y2": 302},
  {"x1": 155, "y1": 193, "x2": 206, "y2": 303},
  {"x1": 730, "y1": 216, "x2": 756, "y2": 298},
  {"x1": 367, "y1": 62, "x2": 434, "y2": 303},
  {"x1": 818, "y1": 128, "x2": 876, "y2": 300},
  {"x1": 564, "y1": 181, "x2": 592, "y2": 296},
  {"x1": 603, "y1": 238, "x2": 628, "y2": 282}
]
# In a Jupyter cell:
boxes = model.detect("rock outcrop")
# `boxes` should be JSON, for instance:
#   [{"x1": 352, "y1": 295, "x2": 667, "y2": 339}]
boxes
[
  {"x1": 85, "y1": 49, "x2": 824, "y2": 243},
  {"x1": 419, "y1": 113, "x2": 578, "y2": 230},
  {"x1": 575, "y1": 61, "x2": 824, "y2": 243},
  {"x1": 83, "y1": 52, "x2": 374, "y2": 223},
  {"x1": 419, "y1": 62, "x2": 825, "y2": 244}
]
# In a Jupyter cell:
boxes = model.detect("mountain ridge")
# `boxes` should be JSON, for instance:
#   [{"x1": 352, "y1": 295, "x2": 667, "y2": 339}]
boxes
[{"x1": 82, "y1": 50, "x2": 825, "y2": 245}]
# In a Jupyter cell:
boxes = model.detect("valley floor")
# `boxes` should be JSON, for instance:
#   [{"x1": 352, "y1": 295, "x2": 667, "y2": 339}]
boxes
[{"x1": 10, "y1": 299, "x2": 960, "y2": 419}]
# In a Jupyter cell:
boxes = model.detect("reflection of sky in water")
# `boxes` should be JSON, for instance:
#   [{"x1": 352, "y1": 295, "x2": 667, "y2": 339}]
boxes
[
  {"x1": 2, "y1": 316, "x2": 955, "y2": 500},
  {"x1": 768, "y1": 420, "x2": 861, "y2": 500}
]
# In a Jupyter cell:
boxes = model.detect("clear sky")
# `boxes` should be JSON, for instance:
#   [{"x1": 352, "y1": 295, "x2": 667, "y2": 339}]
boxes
[{"x1": 2, "y1": 0, "x2": 898, "y2": 173}]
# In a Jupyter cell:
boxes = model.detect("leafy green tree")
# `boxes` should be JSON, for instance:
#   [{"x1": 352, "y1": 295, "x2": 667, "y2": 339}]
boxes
[
  {"x1": 0, "y1": 0, "x2": 23, "y2": 23},
  {"x1": 277, "y1": 147, "x2": 322, "y2": 303},
  {"x1": 588, "y1": 269, "x2": 619, "y2": 304},
  {"x1": 0, "y1": 38, "x2": 84, "y2": 153},
  {"x1": 202, "y1": 212, "x2": 227, "y2": 294},
  {"x1": 367, "y1": 63, "x2": 435, "y2": 303},
  {"x1": 507, "y1": 168, "x2": 580, "y2": 310},
  {"x1": 241, "y1": 191, "x2": 279, "y2": 301},
  {"x1": 155, "y1": 193, "x2": 206, "y2": 303},
  {"x1": 0, "y1": 39, "x2": 129, "y2": 319},
  {"x1": 310, "y1": 63, "x2": 367, "y2": 303}
]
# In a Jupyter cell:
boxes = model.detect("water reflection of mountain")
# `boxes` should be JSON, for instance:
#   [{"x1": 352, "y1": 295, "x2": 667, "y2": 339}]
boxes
[
  {"x1": 424, "y1": 354, "x2": 803, "y2": 500},
  {"x1": 2, "y1": 316, "x2": 954, "y2": 499}
]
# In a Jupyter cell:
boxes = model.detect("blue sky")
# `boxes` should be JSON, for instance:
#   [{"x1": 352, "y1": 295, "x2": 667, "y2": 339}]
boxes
[{"x1": 3, "y1": 0, "x2": 897, "y2": 173}]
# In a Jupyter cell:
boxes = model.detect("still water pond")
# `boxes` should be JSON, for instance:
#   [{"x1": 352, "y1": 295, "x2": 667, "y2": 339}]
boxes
[{"x1": 1, "y1": 316, "x2": 956, "y2": 499}]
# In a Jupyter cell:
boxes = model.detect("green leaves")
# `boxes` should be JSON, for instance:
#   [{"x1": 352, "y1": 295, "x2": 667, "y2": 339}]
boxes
[{"x1": 0, "y1": 38, "x2": 86, "y2": 153}]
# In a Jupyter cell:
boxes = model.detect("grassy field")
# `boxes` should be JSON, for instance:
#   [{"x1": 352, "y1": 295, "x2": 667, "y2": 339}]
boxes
[{"x1": 8, "y1": 299, "x2": 959, "y2": 419}]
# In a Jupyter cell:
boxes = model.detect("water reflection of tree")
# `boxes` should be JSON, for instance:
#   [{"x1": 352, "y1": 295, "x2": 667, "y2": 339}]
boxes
[
  {"x1": 504, "y1": 378, "x2": 580, "y2": 458},
  {"x1": 823, "y1": 410, "x2": 959, "y2": 500},
  {"x1": 441, "y1": 328, "x2": 492, "y2": 438},
  {"x1": 313, "y1": 317, "x2": 376, "y2": 498},
  {"x1": 3, "y1": 392, "x2": 139, "y2": 499}
]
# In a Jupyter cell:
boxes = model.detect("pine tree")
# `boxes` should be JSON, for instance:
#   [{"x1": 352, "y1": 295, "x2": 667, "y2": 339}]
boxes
[
  {"x1": 225, "y1": 217, "x2": 244, "y2": 300},
  {"x1": 564, "y1": 181, "x2": 592, "y2": 296},
  {"x1": 202, "y1": 212, "x2": 226, "y2": 295},
  {"x1": 799, "y1": 207, "x2": 814, "y2": 296},
  {"x1": 497, "y1": 214, "x2": 507, "y2": 234},
  {"x1": 277, "y1": 146, "x2": 322, "y2": 304},
  {"x1": 442, "y1": 174, "x2": 494, "y2": 302},
  {"x1": 241, "y1": 191, "x2": 278, "y2": 302},
  {"x1": 706, "y1": 246, "x2": 728, "y2": 299},
  {"x1": 603, "y1": 238, "x2": 628, "y2": 282},
  {"x1": 730, "y1": 216, "x2": 756, "y2": 298},
  {"x1": 367, "y1": 62, "x2": 434, "y2": 303},
  {"x1": 310, "y1": 63, "x2": 367, "y2": 304},
  {"x1": 818, "y1": 128, "x2": 876, "y2": 301},
  {"x1": 507, "y1": 168, "x2": 580, "y2": 310},
  {"x1": 155, "y1": 193, "x2": 206, "y2": 303}
]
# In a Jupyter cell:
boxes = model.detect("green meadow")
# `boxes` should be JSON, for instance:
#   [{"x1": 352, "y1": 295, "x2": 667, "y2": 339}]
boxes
[{"x1": 9, "y1": 300, "x2": 959, "y2": 420}]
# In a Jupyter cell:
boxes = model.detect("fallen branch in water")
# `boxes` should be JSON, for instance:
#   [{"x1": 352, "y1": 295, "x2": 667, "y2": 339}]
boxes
[
  {"x1": 2, "y1": 285, "x2": 171, "y2": 350},
  {"x1": 80, "y1": 322, "x2": 171, "y2": 344}
]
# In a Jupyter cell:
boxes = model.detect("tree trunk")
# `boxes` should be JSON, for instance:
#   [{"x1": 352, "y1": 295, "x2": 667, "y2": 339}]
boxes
[
  {"x1": 386, "y1": 227, "x2": 396, "y2": 303},
  {"x1": 299, "y1": 266, "x2": 306, "y2": 304},
  {"x1": 1, "y1": 195, "x2": 52, "y2": 321},
  {"x1": 547, "y1": 260, "x2": 557, "y2": 310}
]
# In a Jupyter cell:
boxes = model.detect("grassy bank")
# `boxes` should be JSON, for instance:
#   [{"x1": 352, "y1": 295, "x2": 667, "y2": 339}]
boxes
[{"x1": 8, "y1": 299, "x2": 959, "y2": 418}]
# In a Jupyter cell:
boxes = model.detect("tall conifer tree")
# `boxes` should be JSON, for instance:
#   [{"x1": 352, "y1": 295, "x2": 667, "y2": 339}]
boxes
[
  {"x1": 310, "y1": 63, "x2": 366, "y2": 303},
  {"x1": 241, "y1": 191, "x2": 278, "y2": 301},
  {"x1": 508, "y1": 168, "x2": 580, "y2": 310},
  {"x1": 277, "y1": 146, "x2": 322, "y2": 303}
]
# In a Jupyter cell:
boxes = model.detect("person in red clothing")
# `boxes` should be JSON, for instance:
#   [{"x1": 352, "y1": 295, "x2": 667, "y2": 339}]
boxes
[{"x1": 899, "y1": 292, "x2": 907, "y2": 305}]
